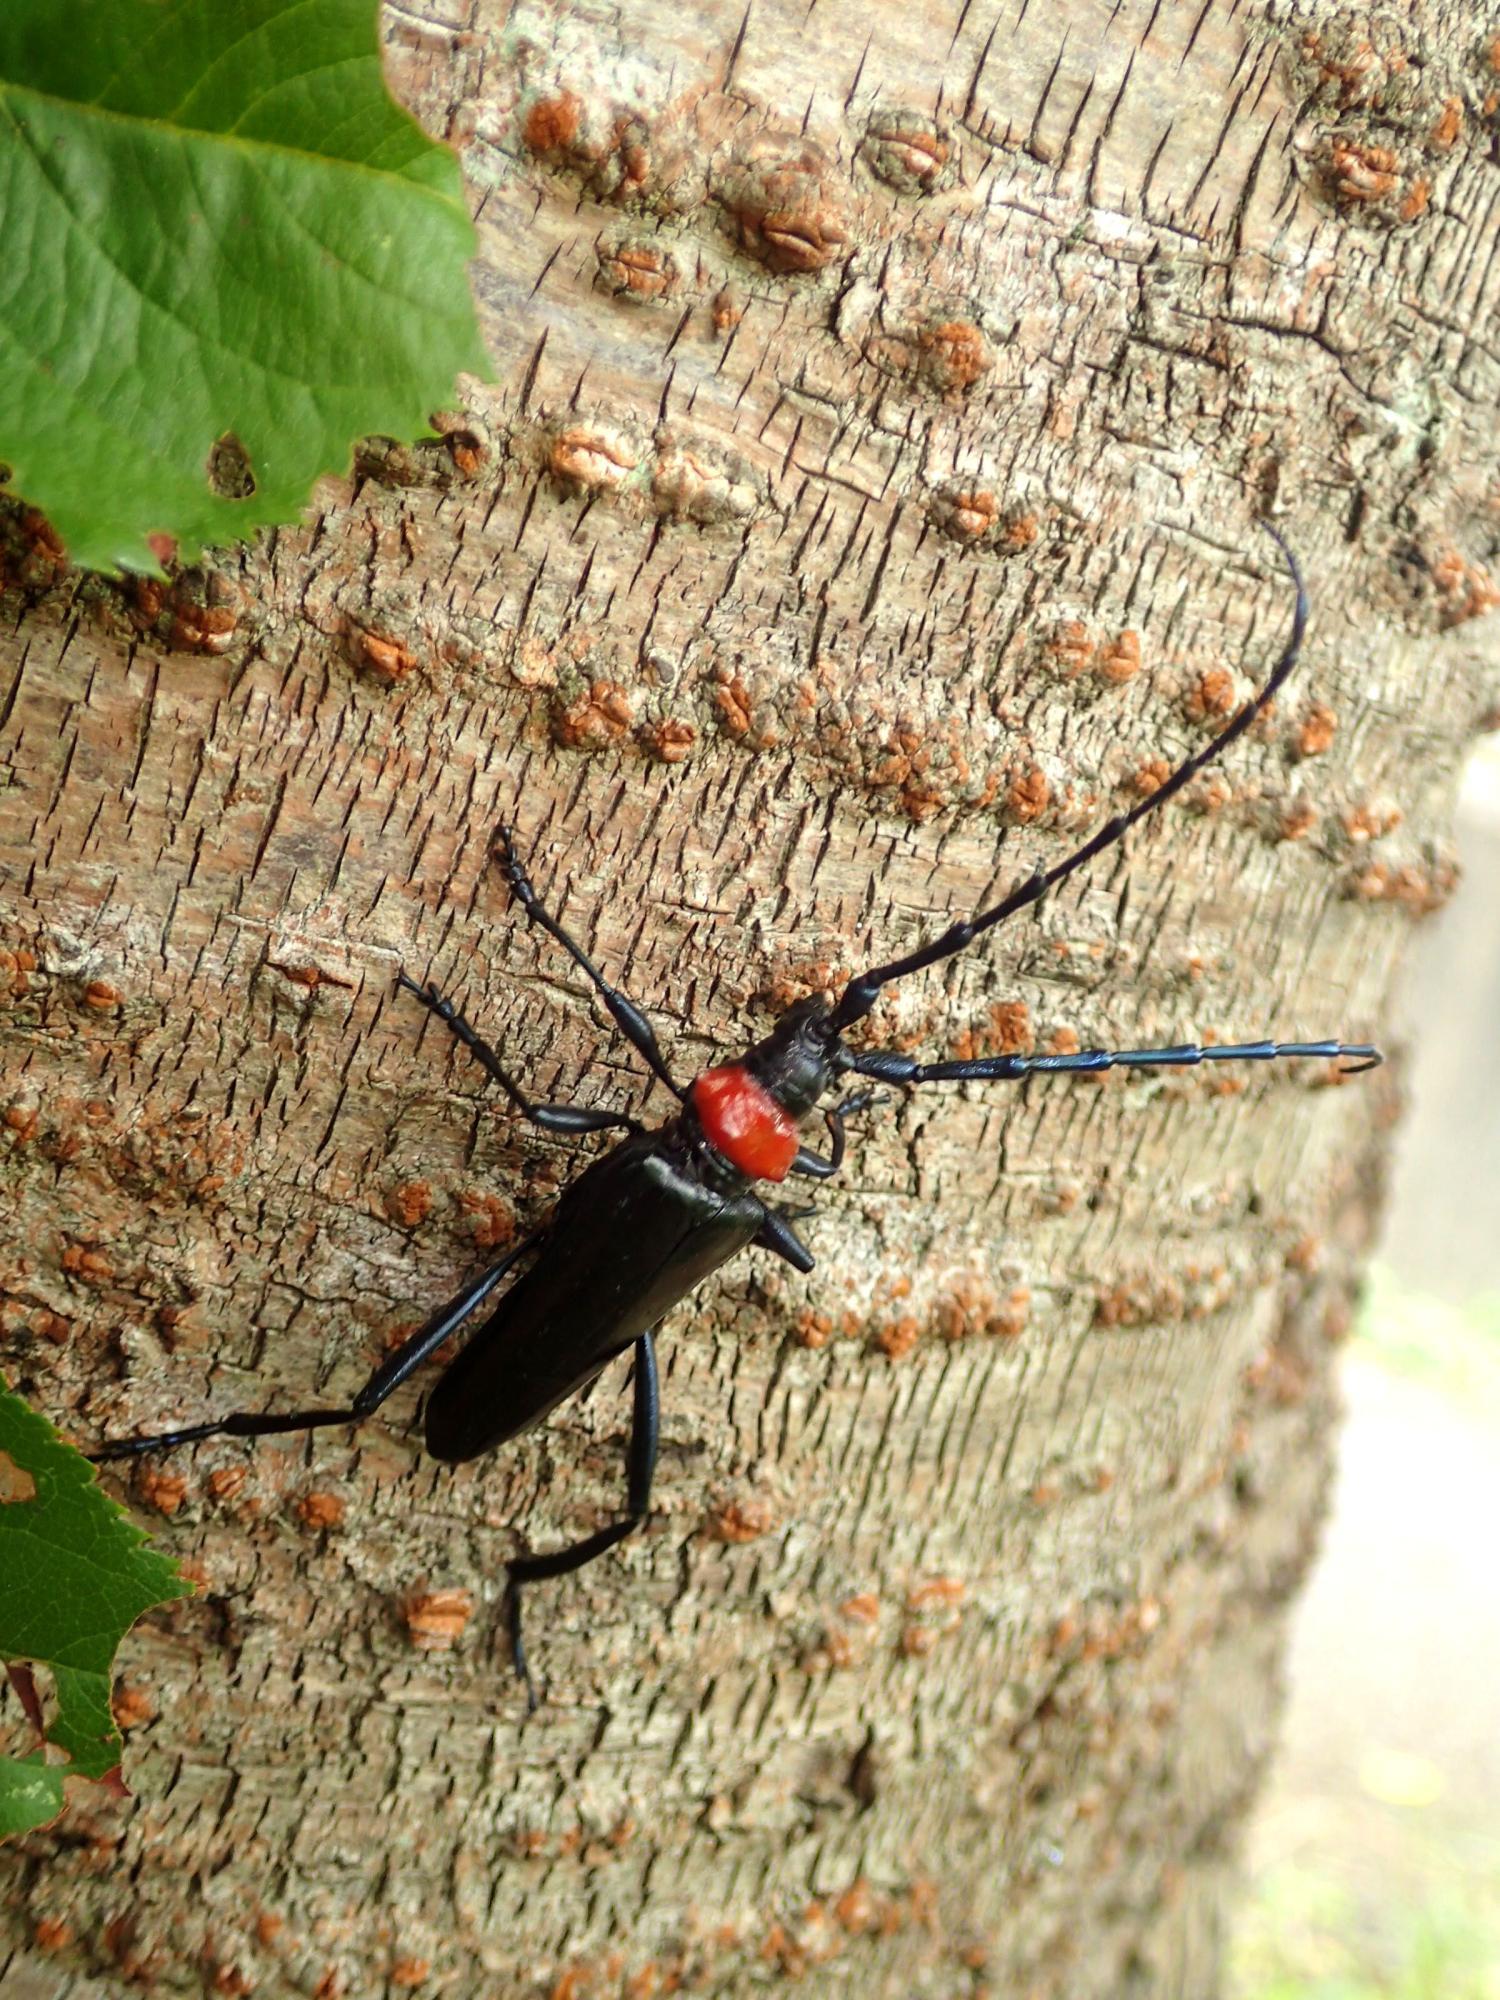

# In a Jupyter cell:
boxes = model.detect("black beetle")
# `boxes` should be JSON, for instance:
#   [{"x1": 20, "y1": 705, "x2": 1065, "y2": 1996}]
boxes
[{"x1": 90, "y1": 527, "x2": 1379, "y2": 1702}]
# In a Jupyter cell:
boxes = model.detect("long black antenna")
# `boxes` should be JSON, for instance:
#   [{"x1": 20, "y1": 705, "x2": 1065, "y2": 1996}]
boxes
[{"x1": 829, "y1": 524, "x2": 1307, "y2": 1031}]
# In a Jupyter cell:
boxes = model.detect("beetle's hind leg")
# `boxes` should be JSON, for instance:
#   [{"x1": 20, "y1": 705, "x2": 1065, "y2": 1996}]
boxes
[
  {"x1": 504, "y1": 1331, "x2": 660, "y2": 1712},
  {"x1": 88, "y1": 1235, "x2": 542, "y2": 1463}
]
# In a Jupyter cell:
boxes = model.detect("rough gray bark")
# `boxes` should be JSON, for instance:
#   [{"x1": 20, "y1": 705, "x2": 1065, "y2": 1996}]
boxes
[{"x1": 2, "y1": 1, "x2": 1497, "y2": 1995}]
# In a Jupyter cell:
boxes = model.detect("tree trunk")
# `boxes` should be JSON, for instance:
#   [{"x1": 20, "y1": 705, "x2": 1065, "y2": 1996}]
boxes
[{"x1": 2, "y1": 1, "x2": 1495, "y2": 1994}]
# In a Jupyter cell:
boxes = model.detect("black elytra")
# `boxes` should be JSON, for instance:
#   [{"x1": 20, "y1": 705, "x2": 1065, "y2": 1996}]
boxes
[{"x1": 87, "y1": 526, "x2": 1381, "y2": 1707}]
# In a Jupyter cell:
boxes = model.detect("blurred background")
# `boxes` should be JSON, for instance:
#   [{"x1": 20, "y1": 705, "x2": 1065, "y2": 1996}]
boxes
[{"x1": 1230, "y1": 737, "x2": 1500, "y2": 1999}]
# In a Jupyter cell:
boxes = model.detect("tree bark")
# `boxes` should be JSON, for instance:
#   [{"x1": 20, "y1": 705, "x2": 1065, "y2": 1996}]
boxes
[{"x1": 2, "y1": 1, "x2": 1496, "y2": 1995}]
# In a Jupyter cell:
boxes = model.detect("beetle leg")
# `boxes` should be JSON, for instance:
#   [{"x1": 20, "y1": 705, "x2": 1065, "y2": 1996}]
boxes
[
  {"x1": 398, "y1": 974, "x2": 642, "y2": 1136},
  {"x1": 754, "y1": 1207, "x2": 816, "y2": 1273},
  {"x1": 504, "y1": 1332, "x2": 660, "y2": 1711},
  {"x1": 494, "y1": 828, "x2": 686, "y2": 1102},
  {"x1": 787, "y1": 1089, "x2": 887, "y2": 1180},
  {"x1": 88, "y1": 1233, "x2": 544, "y2": 1463}
]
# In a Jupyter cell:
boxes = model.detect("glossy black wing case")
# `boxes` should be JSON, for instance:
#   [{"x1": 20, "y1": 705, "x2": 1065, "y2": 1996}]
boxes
[{"x1": 423, "y1": 1134, "x2": 765, "y2": 1463}]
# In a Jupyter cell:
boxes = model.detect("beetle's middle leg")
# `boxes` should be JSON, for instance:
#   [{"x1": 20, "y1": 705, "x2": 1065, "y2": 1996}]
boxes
[
  {"x1": 504, "y1": 1331, "x2": 660, "y2": 1710},
  {"x1": 88, "y1": 1233, "x2": 544, "y2": 1464},
  {"x1": 398, "y1": 974, "x2": 642, "y2": 1138}
]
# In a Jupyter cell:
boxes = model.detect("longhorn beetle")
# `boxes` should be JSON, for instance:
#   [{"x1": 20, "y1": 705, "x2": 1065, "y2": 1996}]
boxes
[{"x1": 90, "y1": 527, "x2": 1380, "y2": 1705}]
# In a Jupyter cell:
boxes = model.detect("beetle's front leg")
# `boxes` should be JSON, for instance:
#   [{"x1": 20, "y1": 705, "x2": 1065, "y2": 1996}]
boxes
[
  {"x1": 754, "y1": 1206, "x2": 816, "y2": 1273},
  {"x1": 494, "y1": 829, "x2": 685, "y2": 1101},
  {"x1": 399, "y1": 974, "x2": 641, "y2": 1137},
  {"x1": 787, "y1": 1089, "x2": 886, "y2": 1180}
]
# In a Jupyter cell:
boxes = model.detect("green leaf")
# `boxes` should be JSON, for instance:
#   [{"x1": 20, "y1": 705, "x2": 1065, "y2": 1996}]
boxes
[
  {"x1": 0, "y1": 0, "x2": 492, "y2": 574},
  {"x1": 0, "y1": 1378, "x2": 190, "y2": 1838},
  {"x1": 0, "y1": 1756, "x2": 65, "y2": 1842}
]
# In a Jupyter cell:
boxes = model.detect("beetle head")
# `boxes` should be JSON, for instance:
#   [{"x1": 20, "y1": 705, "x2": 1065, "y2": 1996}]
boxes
[{"x1": 744, "y1": 996, "x2": 841, "y2": 1117}]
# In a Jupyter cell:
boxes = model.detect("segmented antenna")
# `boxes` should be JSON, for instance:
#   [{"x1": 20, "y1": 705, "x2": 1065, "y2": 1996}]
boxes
[{"x1": 829, "y1": 525, "x2": 1307, "y2": 1031}]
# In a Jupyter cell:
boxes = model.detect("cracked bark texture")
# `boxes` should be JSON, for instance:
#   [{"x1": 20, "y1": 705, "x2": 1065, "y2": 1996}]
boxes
[{"x1": 2, "y1": 0, "x2": 1497, "y2": 1994}]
